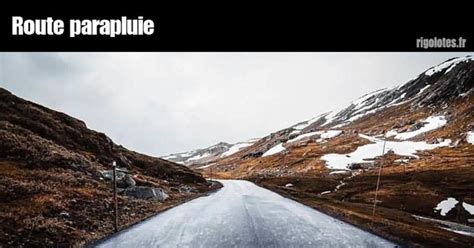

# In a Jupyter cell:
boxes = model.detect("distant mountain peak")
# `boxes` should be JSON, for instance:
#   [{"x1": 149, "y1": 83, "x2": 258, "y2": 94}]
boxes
[{"x1": 162, "y1": 139, "x2": 258, "y2": 166}]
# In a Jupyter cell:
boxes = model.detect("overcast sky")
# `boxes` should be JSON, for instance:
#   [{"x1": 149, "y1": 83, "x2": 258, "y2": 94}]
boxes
[{"x1": 0, "y1": 52, "x2": 472, "y2": 156}]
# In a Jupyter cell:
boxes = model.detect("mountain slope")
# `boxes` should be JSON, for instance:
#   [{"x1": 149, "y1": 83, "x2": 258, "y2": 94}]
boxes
[
  {"x1": 188, "y1": 56, "x2": 474, "y2": 174},
  {"x1": 186, "y1": 56, "x2": 474, "y2": 246},
  {"x1": 0, "y1": 88, "x2": 212, "y2": 247}
]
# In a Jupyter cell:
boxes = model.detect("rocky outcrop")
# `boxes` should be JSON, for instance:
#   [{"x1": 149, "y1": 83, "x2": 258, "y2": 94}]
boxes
[
  {"x1": 123, "y1": 186, "x2": 169, "y2": 201},
  {"x1": 100, "y1": 169, "x2": 136, "y2": 188}
]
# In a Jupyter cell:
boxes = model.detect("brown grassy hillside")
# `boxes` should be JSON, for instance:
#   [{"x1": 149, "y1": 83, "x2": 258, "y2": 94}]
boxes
[{"x1": 0, "y1": 88, "x2": 213, "y2": 247}]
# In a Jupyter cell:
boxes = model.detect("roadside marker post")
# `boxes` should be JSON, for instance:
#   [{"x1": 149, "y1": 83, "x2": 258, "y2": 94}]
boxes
[
  {"x1": 371, "y1": 138, "x2": 386, "y2": 228},
  {"x1": 112, "y1": 161, "x2": 118, "y2": 233},
  {"x1": 209, "y1": 167, "x2": 213, "y2": 187}
]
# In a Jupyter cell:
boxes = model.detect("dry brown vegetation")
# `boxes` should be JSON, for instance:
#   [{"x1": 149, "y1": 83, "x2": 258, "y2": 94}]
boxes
[{"x1": 0, "y1": 160, "x2": 221, "y2": 247}]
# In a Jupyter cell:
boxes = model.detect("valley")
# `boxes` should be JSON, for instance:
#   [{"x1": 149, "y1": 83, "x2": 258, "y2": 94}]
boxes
[{"x1": 1, "y1": 55, "x2": 473, "y2": 247}]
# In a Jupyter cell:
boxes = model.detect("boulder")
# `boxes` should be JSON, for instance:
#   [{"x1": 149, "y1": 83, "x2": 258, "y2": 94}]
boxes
[
  {"x1": 100, "y1": 169, "x2": 123, "y2": 180},
  {"x1": 242, "y1": 152, "x2": 263, "y2": 159},
  {"x1": 99, "y1": 169, "x2": 136, "y2": 188},
  {"x1": 179, "y1": 185, "x2": 197, "y2": 193},
  {"x1": 123, "y1": 186, "x2": 169, "y2": 201},
  {"x1": 348, "y1": 163, "x2": 372, "y2": 170},
  {"x1": 117, "y1": 174, "x2": 136, "y2": 188},
  {"x1": 288, "y1": 133, "x2": 299, "y2": 140},
  {"x1": 409, "y1": 122, "x2": 424, "y2": 131}
]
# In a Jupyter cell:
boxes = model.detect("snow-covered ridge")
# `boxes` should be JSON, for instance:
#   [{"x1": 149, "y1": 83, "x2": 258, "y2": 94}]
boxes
[
  {"x1": 425, "y1": 55, "x2": 473, "y2": 76},
  {"x1": 290, "y1": 113, "x2": 326, "y2": 130},
  {"x1": 291, "y1": 56, "x2": 473, "y2": 129},
  {"x1": 162, "y1": 138, "x2": 259, "y2": 166},
  {"x1": 351, "y1": 88, "x2": 387, "y2": 109}
]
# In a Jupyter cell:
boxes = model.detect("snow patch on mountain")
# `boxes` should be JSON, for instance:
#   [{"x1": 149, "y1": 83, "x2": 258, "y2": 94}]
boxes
[
  {"x1": 287, "y1": 131, "x2": 322, "y2": 143},
  {"x1": 386, "y1": 116, "x2": 447, "y2": 140},
  {"x1": 162, "y1": 155, "x2": 177, "y2": 160},
  {"x1": 262, "y1": 143, "x2": 286, "y2": 157},
  {"x1": 352, "y1": 89, "x2": 387, "y2": 109},
  {"x1": 435, "y1": 198, "x2": 458, "y2": 216},
  {"x1": 321, "y1": 111, "x2": 338, "y2": 127},
  {"x1": 385, "y1": 130, "x2": 398, "y2": 138},
  {"x1": 291, "y1": 113, "x2": 326, "y2": 130},
  {"x1": 291, "y1": 122, "x2": 310, "y2": 130},
  {"x1": 417, "y1": 85, "x2": 431, "y2": 95},
  {"x1": 321, "y1": 134, "x2": 451, "y2": 169},
  {"x1": 329, "y1": 170, "x2": 350, "y2": 175},
  {"x1": 290, "y1": 130, "x2": 301, "y2": 136},
  {"x1": 197, "y1": 163, "x2": 214, "y2": 169},
  {"x1": 320, "y1": 130, "x2": 342, "y2": 140},
  {"x1": 287, "y1": 130, "x2": 342, "y2": 144},
  {"x1": 221, "y1": 141, "x2": 255, "y2": 157},
  {"x1": 463, "y1": 202, "x2": 474, "y2": 215},
  {"x1": 466, "y1": 131, "x2": 474, "y2": 144},
  {"x1": 346, "y1": 107, "x2": 380, "y2": 122},
  {"x1": 188, "y1": 152, "x2": 211, "y2": 161}
]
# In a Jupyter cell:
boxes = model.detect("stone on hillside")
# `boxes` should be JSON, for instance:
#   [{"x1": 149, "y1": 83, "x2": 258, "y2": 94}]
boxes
[
  {"x1": 123, "y1": 186, "x2": 169, "y2": 201},
  {"x1": 99, "y1": 169, "x2": 136, "y2": 188},
  {"x1": 179, "y1": 185, "x2": 197, "y2": 193}
]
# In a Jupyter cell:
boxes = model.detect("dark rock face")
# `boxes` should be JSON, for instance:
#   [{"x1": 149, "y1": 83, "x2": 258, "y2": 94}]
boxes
[
  {"x1": 414, "y1": 60, "x2": 474, "y2": 107},
  {"x1": 242, "y1": 152, "x2": 263, "y2": 159},
  {"x1": 123, "y1": 186, "x2": 169, "y2": 201}
]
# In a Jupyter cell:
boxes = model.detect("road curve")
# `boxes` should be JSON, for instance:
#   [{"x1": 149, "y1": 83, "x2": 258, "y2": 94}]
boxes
[{"x1": 95, "y1": 180, "x2": 395, "y2": 248}]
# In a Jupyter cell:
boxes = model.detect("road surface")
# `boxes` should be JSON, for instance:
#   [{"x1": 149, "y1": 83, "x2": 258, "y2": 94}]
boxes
[{"x1": 95, "y1": 180, "x2": 395, "y2": 248}]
